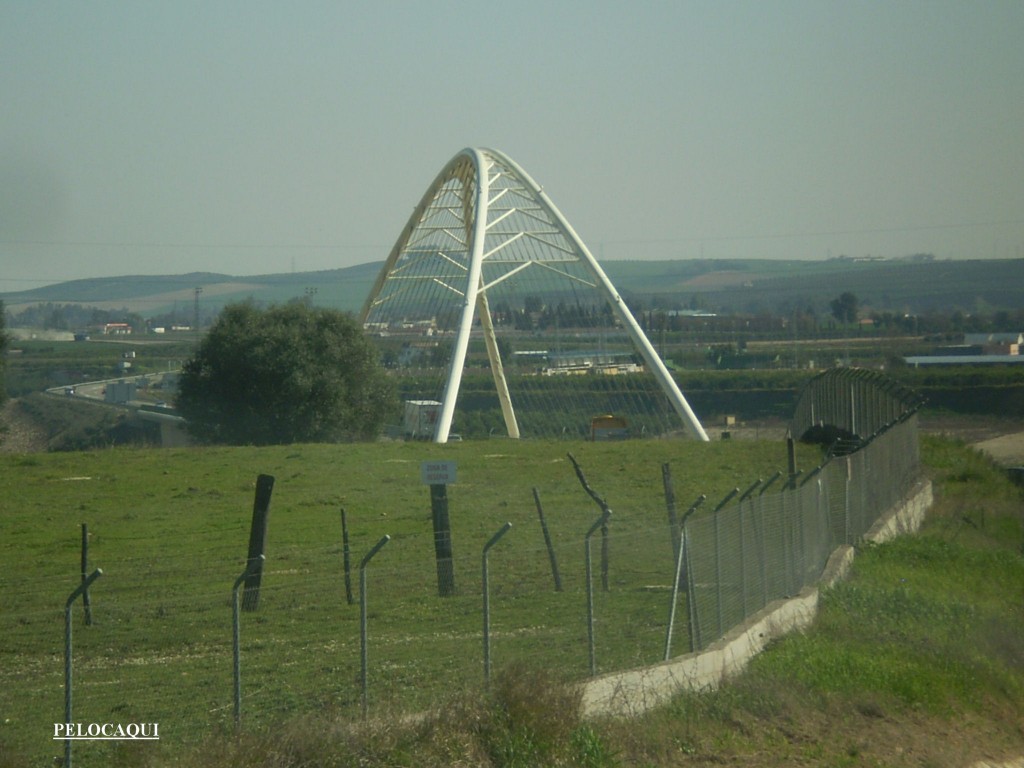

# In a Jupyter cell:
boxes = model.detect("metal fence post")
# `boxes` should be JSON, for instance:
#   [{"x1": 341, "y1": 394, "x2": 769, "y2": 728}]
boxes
[
  {"x1": 662, "y1": 463, "x2": 679, "y2": 561},
  {"x1": 80, "y1": 523, "x2": 93, "y2": 626},
  {"x1": 482, "y1": 522, "x2": 512, "y2": 685},
  {"x1": 665, "y1": 494, "x2": 704, "y2": 659},
  {"x1": 585, "y1": 509, "x2": 611, "y2": 676},
  {"x1": 360, "y1": 535, "x2": 390, "y2": 719},
  {"x1": 243, "y1": 474, "x2": 274, "y2": 611},
  {"x1": 232, "y1": 555, "x2": 264, "y2": 729},
  {"x1": 532, "y1": 488, "x2": 562, "y2": 592},
  {"x1": 737, "y1": 479, "x2": 762, "y2": 616},
  {"x1": 64, "y1": 568, "x2": 102, "y2": 768},
  {"x1": 757, "y1": 471, "x2": 782, "y2": 609},
  {"x1": 712, "y1": 489, "x2": 738, "y2": 639},
  {"x1": 664, "y1": 524, "x2": 686, "y2": 661}
]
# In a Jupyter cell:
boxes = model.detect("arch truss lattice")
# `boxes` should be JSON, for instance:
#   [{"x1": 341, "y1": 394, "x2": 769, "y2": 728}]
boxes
[{"x1": 361, "y1": 147, "x2": 708, "y2": 443}]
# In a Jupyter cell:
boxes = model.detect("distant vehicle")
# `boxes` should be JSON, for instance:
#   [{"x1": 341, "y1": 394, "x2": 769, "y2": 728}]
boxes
[{"x1": 64, "y1": 387, "x2": 75, "y2": 396}]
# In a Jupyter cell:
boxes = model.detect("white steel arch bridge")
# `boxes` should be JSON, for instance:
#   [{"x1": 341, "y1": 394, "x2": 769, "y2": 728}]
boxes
[{"x1": 360, "y1": 147, "x2": 709, "y2": 444}]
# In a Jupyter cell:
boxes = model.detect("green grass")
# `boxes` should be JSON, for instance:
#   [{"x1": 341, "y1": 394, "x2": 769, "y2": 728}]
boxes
[
  {"x1": 0, "y1": 437, "x2": 811, "y2": 766},
  {"x1": 4, "y1": 435, "x2": 1021, "y2": 767}
]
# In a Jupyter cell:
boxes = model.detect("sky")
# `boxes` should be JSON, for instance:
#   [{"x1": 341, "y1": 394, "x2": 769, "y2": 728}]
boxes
[{"x1": 2, "y1": 0, "x2": 1023, "y2": 292}]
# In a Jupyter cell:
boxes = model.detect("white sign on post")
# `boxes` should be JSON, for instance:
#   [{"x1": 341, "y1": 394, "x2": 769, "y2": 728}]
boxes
[{"x1": 421, "y1": 460, "x2": 457, "y2": 485}]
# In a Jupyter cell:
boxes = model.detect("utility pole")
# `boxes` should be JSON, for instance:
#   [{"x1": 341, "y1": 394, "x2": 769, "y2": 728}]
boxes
[{"x1": 193, "y1": 287, "x2": 202, "y2": 342}]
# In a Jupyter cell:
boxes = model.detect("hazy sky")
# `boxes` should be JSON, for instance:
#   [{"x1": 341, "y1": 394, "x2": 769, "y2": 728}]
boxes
[{"x1": 2, "y1": 1, "x2": 1023, "y2": 292}]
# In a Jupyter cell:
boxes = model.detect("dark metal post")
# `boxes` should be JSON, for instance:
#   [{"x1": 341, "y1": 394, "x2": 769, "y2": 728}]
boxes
[
  {"x1": 787, "y1": 434, "x2": 798, "y2": 489},
  {"x1": 663, "y1": 463, "x2": 679, "y2": 561},
  {"x1": 532, "y1": 488, "x2": 562, "y2": 591},
  {"x1": 430, "y1": 483, "x2": 455, "y2": 597},
  {"x1": 243, "y1": 474, "x2": 274, "y2": 611},
  {"x1": 64, "y1": 568, "x2": 102, "y2": 768},
  {"x1": 360, "y1": 535, "x2": 390, "y2": 719},
  {"x1": 341, "y1": 508, "x2": 353, "y2": 605}
]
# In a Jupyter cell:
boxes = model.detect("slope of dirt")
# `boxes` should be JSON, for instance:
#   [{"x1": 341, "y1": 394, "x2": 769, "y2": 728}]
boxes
[{"x1": 0, "y1": 398, "x2": 49, "y2": 453}]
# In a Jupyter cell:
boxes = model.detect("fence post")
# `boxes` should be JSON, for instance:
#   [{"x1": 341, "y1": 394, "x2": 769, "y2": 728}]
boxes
[
  {"x1": 712, "y1": 489, "x2": 738, "y2": 639},
  {"x1": 664, "y1": 496, "x2": 702, "y2": 660},
  {"x1": 585, "y1": 509, "x2": 611, "y2": 676},
  {"x1": 678, "y1": 495, "x2": 706, "y2": 589},
  {"x1": 844, "y1": 456, "x2": 853, "y2": 543},
  {"x1": 482, "y1": 522, "x2": 512, "y2": 685},
  {"x1": 430, "y1": 483, "x2": 456, "y2": 597},
  {"x1": 340, "y1": 508, "x2": 354, "y2": 605},
  {"x1": 243, "y1": 474, "x2": 274, "y2": 611},
  {"x1": 756, "y1": 471, "x2": 782, "y2": 608},
  {"x1": 80, "y1": 523, "x2": 92, "y2": 626},
  {"x1": 532, "y1": 488, "x2": 562, "y2": 591},
  {"x1": 360, "y1": 535, "x2": 390, "y2": 718},
  {"x1": 232, "y1": 555, "x2": 264, "y2": 729},
  {"x1": 64, "y1": 568, "x2": 102, "y2": 768},
  {"x1": 568, "y1": 453, "x2": 613, "y2": 593},
  {"x1": 662, "y1": 463, "x2": 679, "y2": 561},
  {"x1": 737, "y1": 479, "x2": 762, "y2": 617},
  {"x1": 786, "y1": 433, "x2": 798, "y2": 489}
]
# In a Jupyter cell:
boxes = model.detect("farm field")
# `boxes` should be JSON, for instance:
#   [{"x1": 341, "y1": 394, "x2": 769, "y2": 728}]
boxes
[{"x1": 0, "y1": 437, "x2": 817, "y2": 766}]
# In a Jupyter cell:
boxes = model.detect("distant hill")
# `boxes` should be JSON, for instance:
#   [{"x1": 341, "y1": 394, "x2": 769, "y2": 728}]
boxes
[
  {"x1": 2, "y1": 258, "x2": 1021, "y2": 320},
  {"x1": 0, "y1": 263, "x2": 382, "y2": 319}
]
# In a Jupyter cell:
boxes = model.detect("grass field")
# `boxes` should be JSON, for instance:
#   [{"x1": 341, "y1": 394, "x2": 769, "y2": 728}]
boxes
[
  {"x1": 2, "y1": 433, "x2": 1022, "y2": 767},
  {"x1": 0, "y1": 437, "x2": 817, "y2": 766}
]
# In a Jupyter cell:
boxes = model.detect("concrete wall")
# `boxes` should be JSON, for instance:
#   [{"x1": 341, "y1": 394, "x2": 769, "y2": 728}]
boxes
[{"x1": 580, "y1": 478, "x2": 934, "y2": 718}]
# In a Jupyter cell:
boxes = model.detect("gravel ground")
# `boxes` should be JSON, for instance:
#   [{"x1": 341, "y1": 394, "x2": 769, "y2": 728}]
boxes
[{"x1": 0, "y1": 398, "x2": 50, "y2": 453}]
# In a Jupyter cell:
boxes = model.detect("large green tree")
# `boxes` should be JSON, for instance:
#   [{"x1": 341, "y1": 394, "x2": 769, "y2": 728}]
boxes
[
  {"x1": 177, "y1": 302, "x2": 395, "y2": 445},
  {"x1": 830, "y1": 291, "x2": 859, "y2": 325}
]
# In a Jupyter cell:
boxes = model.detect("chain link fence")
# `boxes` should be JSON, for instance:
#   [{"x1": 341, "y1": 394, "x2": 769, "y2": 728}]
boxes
[{"x1": 686, "y1": 411, "x2": 921, "y2": 652}]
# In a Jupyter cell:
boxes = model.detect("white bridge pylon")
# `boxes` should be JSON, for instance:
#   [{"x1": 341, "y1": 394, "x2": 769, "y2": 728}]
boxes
[{"x1": 360, "y1": 147, "x2": 709, "y2": 443}]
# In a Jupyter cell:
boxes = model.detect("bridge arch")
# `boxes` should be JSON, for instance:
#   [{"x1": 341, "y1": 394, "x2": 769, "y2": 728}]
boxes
[{"x1": 361, "y1": 148, "x2": 708, "y2": 443}]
